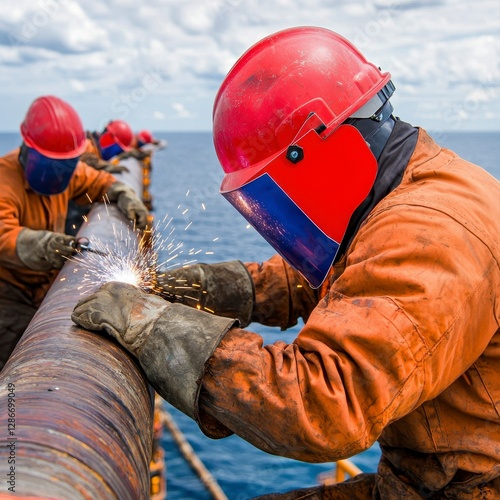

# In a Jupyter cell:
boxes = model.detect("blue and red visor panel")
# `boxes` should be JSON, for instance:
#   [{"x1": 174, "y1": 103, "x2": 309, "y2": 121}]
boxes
[
  {"x1": 221, "y1": 124, "x2": 378, "y2": 288},
  {"x1": 100, "y1": 142, "x2": 124, "y2": 161},
  {"x1": 24, "y1": 147, "x2": 79, "y2": 195},
  {"x1": 224, "y1": 173, "x2": 340, "y2": 288}
]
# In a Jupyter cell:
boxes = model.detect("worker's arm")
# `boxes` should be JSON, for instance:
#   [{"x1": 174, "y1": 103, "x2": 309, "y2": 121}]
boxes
[
  {"x1": 69, "y1": 161, "x2": 116, "y2": 206},
  {"x1": 155, "y1": 254, "x2": 318, "y2": 329},
  {"x1": 245, "y1": 254, "x2": 320, "y2": 329},
  {"x1": 0, "y1": 196, "x2": 25, "y2": 269},
  {"x1": 0, "y1": 197, "x2": 76, "y2": 271},
  {"x1": 70, "y1": 162, "x2": 149, "y2": 230}
]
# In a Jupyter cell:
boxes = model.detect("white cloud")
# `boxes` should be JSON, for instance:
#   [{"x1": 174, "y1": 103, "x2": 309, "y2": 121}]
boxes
[
  {"x1": 69, "y1": 79, "x2": 86, "y2": 92},
  {"x1": 0, "y1": 0, "x2": 498, "y2": 131},
  {"x1": 172, "y1": 102, "x2": 192, "y2": 118}
]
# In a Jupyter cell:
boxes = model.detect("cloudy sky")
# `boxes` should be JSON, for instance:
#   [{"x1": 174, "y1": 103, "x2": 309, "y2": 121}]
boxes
[{"x1": 0, "y1": 0, "x2": 499, "y2": 133}]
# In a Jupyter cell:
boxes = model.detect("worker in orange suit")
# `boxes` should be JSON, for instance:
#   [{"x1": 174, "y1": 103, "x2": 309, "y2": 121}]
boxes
[
  {"x1": 80, "y1": 119, "x2": 134, "y2": 173},
  {"x1": 135, "y1": 129, "x2": 167, "y2": 150},
  {"x1": 66, "y1": 119, "x2": 136, "y2": 234},
  {"x1": 72, "y1": 27, "x2": 500, "y2": 498},
  {"x1": 0, "y1": 96, "x2": 149, "y2": 370}
]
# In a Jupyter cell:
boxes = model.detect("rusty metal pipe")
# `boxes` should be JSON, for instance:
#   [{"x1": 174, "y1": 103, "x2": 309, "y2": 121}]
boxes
[{"x1": 0, "y1": 158, "x2": 154, "y2": 499}]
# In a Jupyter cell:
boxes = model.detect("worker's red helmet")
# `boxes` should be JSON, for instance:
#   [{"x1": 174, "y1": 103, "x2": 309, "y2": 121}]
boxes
[
  {"x1": 20, "y1": 95, "x2": 86, "y2": 159},
  {"x1": 137, "y1": 129, "x2": 154, "y2": 146},
  {"x1": 213, "y1": 26, "x2": 394, "y2": 287},
  {"x1": 99, "y1": 119, "x2": 133, "y2": 160},
  {"x1": 20, "y1": 96, "x2": 85, "y2": 195}
]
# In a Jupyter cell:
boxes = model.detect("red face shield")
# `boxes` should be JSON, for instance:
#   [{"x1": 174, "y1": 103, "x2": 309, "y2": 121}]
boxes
[{"x1": 221, "y1": 123, "x2": 377, "y2": 288}]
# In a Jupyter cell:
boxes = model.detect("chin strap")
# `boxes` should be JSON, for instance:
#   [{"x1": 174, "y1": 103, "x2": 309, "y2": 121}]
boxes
[
  {"x1": 345, "y1": 99, "x2": 396, "y2": 160},
  {"x1": 344, "y1": 80, "x2": 396, "y2": 160},
  {"x1": 18, "y1": 143, "x2": 28, "y2": 170}
]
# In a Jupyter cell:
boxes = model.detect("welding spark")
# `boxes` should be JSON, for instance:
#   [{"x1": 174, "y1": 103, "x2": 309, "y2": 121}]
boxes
[
  {"x1": 69, "y1": 199, "x2": 223, "y2": 300},
  {"x1": 67, "y1": 211, "x2": 214, "y2": 301},
  {"x1": 66, "y1": 191, "x2": 221, "y2": 315}
]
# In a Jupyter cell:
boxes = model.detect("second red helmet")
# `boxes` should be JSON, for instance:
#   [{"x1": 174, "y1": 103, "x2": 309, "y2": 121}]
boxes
[{"x1": 100, "y1": 119, "x2": 133, "y2": 151}]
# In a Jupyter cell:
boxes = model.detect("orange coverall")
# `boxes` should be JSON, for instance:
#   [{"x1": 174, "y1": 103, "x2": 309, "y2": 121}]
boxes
[
  {"x1": 0, "y1": 149, "x2": 116, "y2": 364},
  {"x1": 199, "y1": 129, "x2": 500, "y2": 498}
]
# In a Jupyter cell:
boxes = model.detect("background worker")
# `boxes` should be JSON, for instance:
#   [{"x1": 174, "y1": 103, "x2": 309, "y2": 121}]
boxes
[
  {"x1": 135, "y1": 129, "x2": 167, "y2": 150},
  {"x1": 72, "y1": 27, "x2": 500, "y2": 498},
  {"x1": 81, "y1": 119, "x2": 135, "y2": 173},
  {"x1": 67, "y1": 119, "x2": 136, "y2": 234},
  {"x1": 0, "y1": 95, "x2": 149, "y2": 370}
]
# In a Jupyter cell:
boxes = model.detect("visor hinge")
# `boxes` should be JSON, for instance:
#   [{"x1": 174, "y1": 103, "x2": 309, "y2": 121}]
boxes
[{"x1": 286, "y1": 145, "x2": 304, "y2": 164}]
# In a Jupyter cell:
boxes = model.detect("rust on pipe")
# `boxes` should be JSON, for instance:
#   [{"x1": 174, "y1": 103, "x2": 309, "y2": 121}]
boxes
[{"x1": 0, "y1": 158, "x2": 154, "y2": 499}]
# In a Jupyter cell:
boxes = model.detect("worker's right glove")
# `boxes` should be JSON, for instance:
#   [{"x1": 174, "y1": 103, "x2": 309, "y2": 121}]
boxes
[
  {"x1": 72, "y1": 281, "x2": 237, "y2": 419},
  {"x1": 16, "y1": 228, "x2": 76, "y2": 271},
  {"x1": 155, "y1": 260, "x2": 254, "y2": 327},
  {"x1": 106, "y1": 181, "x2": 149, "y2": 230}
]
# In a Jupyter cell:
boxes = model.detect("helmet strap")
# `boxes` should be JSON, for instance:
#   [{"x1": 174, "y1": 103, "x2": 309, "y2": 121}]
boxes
[
  {"x1": 345, "y1": 99, "x2": 395, "y2": 160},
  {"x1": 18, "y1": 143, "x2": 29, "y2": 170}
]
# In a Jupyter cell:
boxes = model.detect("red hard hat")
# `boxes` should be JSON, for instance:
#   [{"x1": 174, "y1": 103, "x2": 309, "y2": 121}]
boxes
[
  {"x1": 137, "y1": 129, "x2": 154, "y2": 144},
  {"x1": 213, "y1": 26, "x2": 392, "y2": 287},
  {"x1": 20, "y1": 96, "x2": 87, "y2": 159},
  {"x1": 213, "y1": 26, "x2": 391, "y2": 175},
  {"x1": 101, "y1": 120, "x2": 133, "y2": 151}
]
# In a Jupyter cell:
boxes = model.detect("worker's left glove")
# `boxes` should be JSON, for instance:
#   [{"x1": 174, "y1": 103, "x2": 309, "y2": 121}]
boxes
[
  {"x1": 156, "y1": 260, "x2": 254, "y2": 327},
  {"x1": 107, "y1": 181, "x2": 149, "y2": 230},
  {"x1": 72, "y1": 282, "x2": 237, "y2": 419},
  {"x1": 16, "y1": 228, "x2": 76, "y2": 271}
]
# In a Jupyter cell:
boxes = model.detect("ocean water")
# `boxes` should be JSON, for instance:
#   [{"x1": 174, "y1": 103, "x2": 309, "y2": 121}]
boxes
[{"x1": 0, "y1": 130, "x2": 498, "y2": 499}]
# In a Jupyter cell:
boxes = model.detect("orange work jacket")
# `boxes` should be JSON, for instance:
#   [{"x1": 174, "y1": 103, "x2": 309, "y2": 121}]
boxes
[
  {"x1": 0, "y1": 149, "x2": 116, "y2": 306},
  {"x1": 84, "y1": 132, "x2": 101, "y2": 158},
  {"x1": 200, "y1": 129, "x2": 500, "y2": 496}
]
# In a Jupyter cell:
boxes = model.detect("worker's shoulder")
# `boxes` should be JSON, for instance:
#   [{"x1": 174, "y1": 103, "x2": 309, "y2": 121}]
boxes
[
  {"x1": 0, "y1": 149, "x2": 24, "y2": 192},
  {"x1": 389, "y1": 128, "x2": 498, "y2": 207},
  {"x1": 0, "y1": 149, "x2": 21, "y2": 169},
  {"x1": 375, "y1": 143, "x2": 499, "y2": 257}
]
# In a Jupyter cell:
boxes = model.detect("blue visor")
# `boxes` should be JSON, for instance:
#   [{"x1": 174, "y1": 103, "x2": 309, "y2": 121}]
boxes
[
  {"x1": 24, "y1": 148, "x2": 79, "y2": 195},
  {"x1": 223, "y1": 173, "x2": 340, "y2": 288},
  {"x1": 100, "y1": 143, "x2": 124, "y2": 161}
]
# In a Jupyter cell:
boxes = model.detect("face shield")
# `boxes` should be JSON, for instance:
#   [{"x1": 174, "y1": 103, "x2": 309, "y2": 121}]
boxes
[
  {"x1": 100, "y1": 142, "x2": 124, "y2": 161},
  {"x1": 99, "y1": 129, "x2": 127, "y2": 160},
  {"x1": 21, "y1": 146, "x2": 79, "y2": 195},
  {"x1": 220, "y1": 120, "x2": 377, "y2": 288}
]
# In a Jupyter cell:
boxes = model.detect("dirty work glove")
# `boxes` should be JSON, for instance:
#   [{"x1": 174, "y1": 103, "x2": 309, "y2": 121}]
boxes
[
  {"x1": 117, "y1": 149, "x2": 149, "y2": 161},
  {"x1": 16, "y1": 228, "x2": 76, "y2": 271},
  {"x1": 100, "y1": 162, "x2": 130, "y2": 174},
  {"x1": 81, "y1": 154, "x2": 130, "y2": 173},
  {"x1": 156, "y1": 260, "x2": 254, "y2": 327},
  {"x1": 105, "y1": 164, "x2": 129, "y2": 173},
  {"x1": 72, "y1": 281, "x2": 237, "y2": 418},
  {"x1": 107, "y1": 181, "x2": 149, "y2": 230}
]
